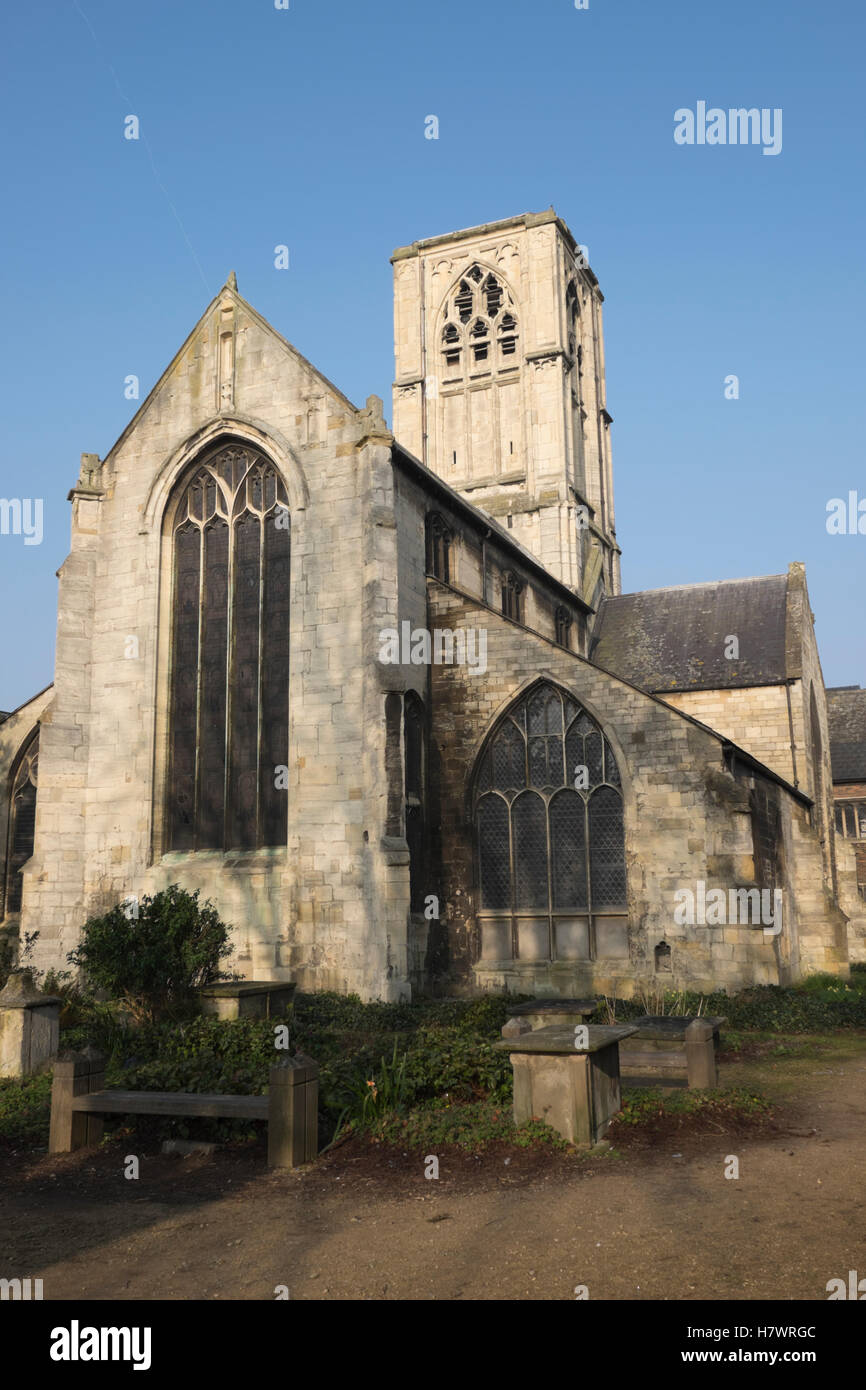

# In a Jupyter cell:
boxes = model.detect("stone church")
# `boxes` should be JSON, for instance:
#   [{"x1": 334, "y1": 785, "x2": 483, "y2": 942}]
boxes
[{"x1": 1, "y1": 209, "x2": 864, "y2": 1001}]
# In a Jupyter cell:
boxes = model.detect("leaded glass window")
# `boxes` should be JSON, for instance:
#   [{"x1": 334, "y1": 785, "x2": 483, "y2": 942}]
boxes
[
  {"x1": 473, "y1": 682, "x2": 626, "y2": 962},
  {"x1": 166, "y1": 443, "x2": 290, "y2": 851},
  {"x1": 3, "y1": 730, "x2": 38, "y2": 918}
]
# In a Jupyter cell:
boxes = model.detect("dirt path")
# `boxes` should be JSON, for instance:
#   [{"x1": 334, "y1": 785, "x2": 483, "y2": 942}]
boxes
[{"x1": 3, "y1": 1041, "x2": 865, "y2": 1301}]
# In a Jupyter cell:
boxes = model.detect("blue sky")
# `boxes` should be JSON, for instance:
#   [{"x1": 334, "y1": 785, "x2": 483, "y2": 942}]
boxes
[{"x1": 1, "y1": 0, "x2": 864, "y2": 710}]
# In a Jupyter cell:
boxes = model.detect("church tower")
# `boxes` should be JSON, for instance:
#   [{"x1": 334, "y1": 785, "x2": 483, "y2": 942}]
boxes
[{"x1": 392, "y1": 208, "x2": 621, "y2": 603}]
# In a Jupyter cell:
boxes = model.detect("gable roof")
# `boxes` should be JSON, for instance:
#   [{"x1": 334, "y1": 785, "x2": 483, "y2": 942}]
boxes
[
  {"x1": 98, "y1": 277, "x2": 358, "y2": 470},
  {"x1": 589, "y1": 575, "x2": 791, "y2": 692},
  {"x1": 826, "y1": 687, "x2": 866, "y2": 783}
]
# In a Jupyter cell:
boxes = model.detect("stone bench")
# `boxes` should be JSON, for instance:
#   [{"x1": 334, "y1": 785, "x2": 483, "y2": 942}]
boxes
[
  {"x1": 618, "y1": 1016, "x2": 727, "y2": 1089},
  {"x1": 197, "y1": 981, "x2": 296, "y2": 1021},
  {"x1": 48, "y1": 1048, "x2": 317, "y2": 1168},
  {"x1": 495, "y1": 1024, "x2": 636, "y2": 1146},
  {"x1": 501, "y1": 997, "x2": 598, "y2": 1039}
]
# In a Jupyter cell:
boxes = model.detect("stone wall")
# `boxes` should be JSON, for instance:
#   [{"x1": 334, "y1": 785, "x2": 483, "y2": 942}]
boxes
[
  {"x1": 24, "y1": 288, "x2": 413, "y2": 1000},
  {"x1": 421, "y1": 579, "x2": 844, "y2": 997}
]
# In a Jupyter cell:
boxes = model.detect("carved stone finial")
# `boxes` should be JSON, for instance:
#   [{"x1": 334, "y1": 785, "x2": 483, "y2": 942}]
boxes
[
  {"x1": 356, "y1": 394, "x2": 392, "y2": 447},
  {"x1": 227, "y1": 270, "x2": 237, "y2": 291},
  {"x1": 77, "y1": 453, "x2": 102, "y2": 491}
]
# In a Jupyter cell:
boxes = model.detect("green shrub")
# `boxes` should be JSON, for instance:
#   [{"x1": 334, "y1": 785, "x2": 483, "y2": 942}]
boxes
[
  {"x1": 67, "y1": 885, "x2": 236, "y2": 1024},
  {"x1": 0, "y1": 1074, "x2": 52, "y2": 1145},
  {"x1": 370, "y1": 1097, "x2": 570, "y2": 1150}
]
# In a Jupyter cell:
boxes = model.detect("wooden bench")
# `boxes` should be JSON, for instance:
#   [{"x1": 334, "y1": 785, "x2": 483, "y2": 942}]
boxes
[{"x1": 48, "y1": 1048, "x2": 318, "y2": 1167}]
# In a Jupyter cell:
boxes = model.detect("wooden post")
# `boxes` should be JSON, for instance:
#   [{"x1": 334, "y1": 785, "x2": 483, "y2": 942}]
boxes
[
  {"x1": 49, "y1": 1052, "x2": 91, "y2": 1153},
  {"x1": 267, "y1": 1056, "x2": 318, "y2": 1168},
  {"x1": 685, "y1": 1019, "x2": 717, "y2": 1088},
  {"x1": 81, "y1": 1045, "x2": 106, "y2": 1147}
]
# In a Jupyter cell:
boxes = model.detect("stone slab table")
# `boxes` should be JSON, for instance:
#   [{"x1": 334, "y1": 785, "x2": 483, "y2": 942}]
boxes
[
  {"x1": 501, "y1": 997, "x2": 598, "y2": 1039},
  {"x1": 198, "y1": 981, "x2": 296, "y2": 1021},
  {"x1": 495, "y1": 1024, "x2": 637, "y2": 1146},
  {"x1": 618, "y1": 1016, "x2": 727, "y2": 1088}
]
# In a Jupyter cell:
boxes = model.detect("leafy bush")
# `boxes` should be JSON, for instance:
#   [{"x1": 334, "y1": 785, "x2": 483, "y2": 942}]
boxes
[
  {"x1": 67, "y1": 886, "x2": 236, "y2": 1024},
  {"x1": 0, "y1": 1074, "x2": 52, "y2": 1145}
]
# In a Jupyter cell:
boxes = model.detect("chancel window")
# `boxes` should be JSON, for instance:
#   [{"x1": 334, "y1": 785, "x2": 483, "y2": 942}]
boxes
[
  {"x1": 166, "y1": 443, "x2": 290, "y2": 852},
  {"x1": 3, "y1": 731, "x2": 38, "y2": 918},
  {"x1": 474, "y1": 682, "x2": 627, "y2": 963},
  {"x1": 426, "y1": 513, "x2": 452, "y2": 583}
]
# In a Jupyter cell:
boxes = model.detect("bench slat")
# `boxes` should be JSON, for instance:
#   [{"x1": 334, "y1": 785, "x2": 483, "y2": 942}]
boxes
[{"x1": 71, "y1": 1090, "x2": 269, "y2": 1120}]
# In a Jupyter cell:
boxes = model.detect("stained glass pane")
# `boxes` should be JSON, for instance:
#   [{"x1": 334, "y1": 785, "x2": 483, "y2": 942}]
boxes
[
  {"x1": 550, "y1": 789, "x2": 588, "y2": 910},
  {"x1": 513, "y1": 792, "x2": 548, "y2": 910},
  {"x1": 585, "y1": 729, "x2": 604, "y2": 787},
  {"x1": 529, "y1": 736, "x2": 563, "y2": 789},
  {"x1": 260, "y1": 509, "x2": 290, "y2": 846},
  {"x1": 198, "y1": 521, "x2": 229, "y2": 848},
  {"x1": 168, "y1": 523, "x2": 201, "y2": 849},
  {"x1": 491, "y1": 721, "x2": 525, "y2": 792},
  {"x1": 477, "y1": 794, "x2": 510, "y2": 910},
  {"x1": 565, "y1": 726, "x2": 584, "y2": 792},
  {"x1": 229, "y1": 512, "x2": 261, "y2": 849},
  {"x1": 604, "y1": 737, "x2": 621, "y2": 786},
  {"x1": 6, "y1": 775, "x2": 37, "y2": 915},
  {"x1": 528, "y1": 686, "x2": 562, "y2": 735},
  {"x1": 589, "y1": 787, "x2": 627, "y2": 910},
  {"x1": 476, "y1": 749, "x2": 493, "y2": 794}
]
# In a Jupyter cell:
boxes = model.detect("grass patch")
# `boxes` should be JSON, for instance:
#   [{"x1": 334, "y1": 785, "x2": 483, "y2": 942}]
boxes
[
  {"x1": 615, "y1": 1085, "x2": 773, "y2": 1129},
  {"x1": 359, "y1": 1096, "x2": 572, "y2": 1151}
]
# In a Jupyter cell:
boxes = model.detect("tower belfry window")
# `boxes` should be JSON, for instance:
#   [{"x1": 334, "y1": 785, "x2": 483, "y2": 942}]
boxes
[{"x1": 441, "y1": 266, "x2": 519, "y2": 377}]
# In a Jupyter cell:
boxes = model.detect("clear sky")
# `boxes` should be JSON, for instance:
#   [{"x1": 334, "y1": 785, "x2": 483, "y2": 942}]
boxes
[{"x1": 1, "y1": 0, "x2": 864, "y2": 710}]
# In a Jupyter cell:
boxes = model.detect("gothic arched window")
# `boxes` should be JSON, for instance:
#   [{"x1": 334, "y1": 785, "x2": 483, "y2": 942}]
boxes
[
  {"x1": 441, "y1": 267, "x2": 519, "y2": 378},
  {"x1": 3, "y1": 730, "x2": 38, "y2": 918},
  {"x1": 474, "y1": 683, "x2": 627, "y2": 963},
  {"x1": 555, "y1": 605, "x2": 572, "y2": 649},
  {"x1": 501, "y1": 570, "x2": 524, "y2": 622},
  {"x1": 166, "y1": 443, "x2": 290, "y2": 852},
  {"x1": 425, "y1": 513, "x2": 452, "y2": 582}
]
